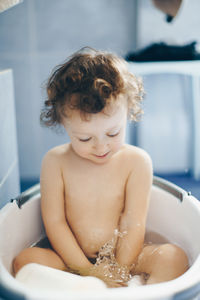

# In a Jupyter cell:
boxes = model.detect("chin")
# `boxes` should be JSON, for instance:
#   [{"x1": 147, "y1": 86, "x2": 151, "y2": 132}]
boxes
[{"x1": 90, "y1": 153, "x2": 114, "y2": 164}]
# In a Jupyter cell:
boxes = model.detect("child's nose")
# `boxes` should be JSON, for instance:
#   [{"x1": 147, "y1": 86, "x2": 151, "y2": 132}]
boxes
[{"x1": 93, "y1": 138, "x2": 108, "y2": 152}]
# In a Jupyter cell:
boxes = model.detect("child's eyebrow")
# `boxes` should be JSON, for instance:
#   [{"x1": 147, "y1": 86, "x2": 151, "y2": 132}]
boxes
[{"x1": 71, "y1": 130, "x2": 90, "y2": 135}]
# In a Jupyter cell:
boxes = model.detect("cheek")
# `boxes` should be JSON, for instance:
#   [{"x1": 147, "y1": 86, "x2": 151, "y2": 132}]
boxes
[
  {"x1": 111, "y1": 135, "x2": 124, "y2": 151},
  {"x1": 72, "y1": 140, "x2": 90, "y2": 156}
]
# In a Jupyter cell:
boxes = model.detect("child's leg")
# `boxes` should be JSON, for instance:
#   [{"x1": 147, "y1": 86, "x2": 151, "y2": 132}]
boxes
[
  {"x1": 134, "y1": 243, "x2": 189, "y2": 284},
  {"x1": 13, "y1": 247, "x2": 67, "y2": 276}
]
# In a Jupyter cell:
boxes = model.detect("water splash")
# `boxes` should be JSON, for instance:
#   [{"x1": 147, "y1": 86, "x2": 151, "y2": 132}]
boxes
[{"x1": 91, "y1": 229, "x2": 132, "y2": 286}]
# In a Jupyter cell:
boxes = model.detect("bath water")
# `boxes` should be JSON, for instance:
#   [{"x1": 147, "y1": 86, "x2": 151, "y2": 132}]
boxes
[
  {"x1": 91, "y1": 229, "x2": 132, "y2": 287},
  {"x1": 88, "y1": 229, "x2": 169, "y2": 287}
]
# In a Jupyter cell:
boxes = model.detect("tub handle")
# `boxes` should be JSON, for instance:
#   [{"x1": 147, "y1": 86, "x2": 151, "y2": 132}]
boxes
[
  {"x1": 10, "y1": 183, "x2": 40, "y2": 208},
  {"x1": 153, "y1": 176, "x2": 189, "y2": 202}
]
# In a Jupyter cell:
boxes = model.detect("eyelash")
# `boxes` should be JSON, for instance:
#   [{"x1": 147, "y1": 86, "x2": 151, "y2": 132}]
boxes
[
  {"x1": 107, "y1": 132, "x2": 120, "y2": 138},
  {"x1": 79, "y1": 138, "x2": 92, "y2": 142},
  {"x1": 79, "y1": 132, "x2": 120, "y2": 142}
]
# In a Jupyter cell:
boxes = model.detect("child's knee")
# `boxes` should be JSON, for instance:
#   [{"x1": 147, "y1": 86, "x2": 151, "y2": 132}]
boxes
[
  {"x1": 13, "y1": 251, "x2": 26, "y2": 275},
  {"x1": 146, "y1": 244, "x2": 189, "y2": 284},
  {"x1": 158, "y1": 244, "x2": 189, "y2": 273},
  {"x1": 13, "y1": 248, "x2": 39, "y2": 275}
]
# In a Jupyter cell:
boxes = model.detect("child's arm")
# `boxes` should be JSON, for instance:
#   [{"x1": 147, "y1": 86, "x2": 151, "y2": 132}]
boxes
[
  {"x1": 40, "y1": 150, "x2": 93, "y2": 273},
  {"x1": 115, "y1": 149, "x2": 153, "y2": 268}
]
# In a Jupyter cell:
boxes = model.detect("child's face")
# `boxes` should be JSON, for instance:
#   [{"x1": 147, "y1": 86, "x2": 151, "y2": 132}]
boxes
[{"x1": 63, "y1": 97, "x2": 127, "y2": 164}]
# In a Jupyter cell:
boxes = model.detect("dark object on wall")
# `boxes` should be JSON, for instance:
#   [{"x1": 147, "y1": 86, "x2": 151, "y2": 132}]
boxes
[
  {"x1": 166, "y1": 14, "x2": 174, "y2": 22},
  {"x1": 126, "y1": 42, "x2": 200, "y2": 62}
]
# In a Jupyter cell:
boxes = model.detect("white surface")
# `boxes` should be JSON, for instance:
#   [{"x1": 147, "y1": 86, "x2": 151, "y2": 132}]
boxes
[
  {"x1": 0, "y1": 69, "x2": 20, "y2": 208},
  {"x1": 15, "y1": 263, "x2": 144, "y2": 292},
  {"x1": 16, "y1": 263, "x2": 107, "y2": 291},
  {"x1": 0, "y1": 0, "x2": 22, "y2": 13},
  {"x1": 128, "y1": 61, "x2": 200, "y2": 76}
]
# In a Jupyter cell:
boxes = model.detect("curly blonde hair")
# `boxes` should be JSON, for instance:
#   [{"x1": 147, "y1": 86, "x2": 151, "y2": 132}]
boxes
[{"x1": 40, "y1": 48, "x2": 144, "y2": 127}]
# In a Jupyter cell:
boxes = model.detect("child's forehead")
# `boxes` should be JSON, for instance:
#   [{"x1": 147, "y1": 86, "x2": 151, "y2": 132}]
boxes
[{"x1": 66, "y1": 101, "x2": 127, "y2": 131}]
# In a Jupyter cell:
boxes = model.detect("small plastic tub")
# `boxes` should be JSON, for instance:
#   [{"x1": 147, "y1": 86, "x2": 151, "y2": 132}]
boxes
[{"x1": 0, "y1": 176, "x2": 200, "y2": 300}]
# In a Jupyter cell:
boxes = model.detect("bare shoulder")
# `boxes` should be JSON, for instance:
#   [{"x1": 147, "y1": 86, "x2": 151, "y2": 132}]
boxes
[
  {"x1": 41, "y1": 144, "x2": 71, "y2": 179},
  {"x1": 40, "y1": 144, "x2": 70, "y2": 190},
  {"x1": 122, "y1": 145, "x2": 153, "y2": 203},
  {"x1": 42, "y1": 144, "x2": 70, "y2": 165},
  {"x1": 121, "y1": 144, "x2": 153, "y2": 170}
]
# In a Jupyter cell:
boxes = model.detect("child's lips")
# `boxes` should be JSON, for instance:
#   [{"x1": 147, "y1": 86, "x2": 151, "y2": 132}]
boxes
[{"x1": 94, "y1": 151, "x2": 110, "y2": 158}]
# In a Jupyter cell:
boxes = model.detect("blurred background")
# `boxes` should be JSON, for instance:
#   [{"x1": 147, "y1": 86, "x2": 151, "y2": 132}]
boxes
[{"x1": 0, "y1": 0, "x2": 200, "y2": 208}]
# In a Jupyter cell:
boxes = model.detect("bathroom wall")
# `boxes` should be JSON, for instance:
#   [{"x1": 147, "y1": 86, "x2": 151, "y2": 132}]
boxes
[
  {"x1": 0, "y1": 70, "x2": 20, "y2": 208},
  {"x1": 0, "y1": 0, "x2": 137, "y2": 181},
  {"x1": 2, "y1": 0, "x2": 198, "y2": 180}
]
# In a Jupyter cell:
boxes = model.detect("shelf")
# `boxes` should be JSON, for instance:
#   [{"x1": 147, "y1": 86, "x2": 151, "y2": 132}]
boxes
[{"x1": 128, "y1": 60, "x2": 200, "y2": 76}]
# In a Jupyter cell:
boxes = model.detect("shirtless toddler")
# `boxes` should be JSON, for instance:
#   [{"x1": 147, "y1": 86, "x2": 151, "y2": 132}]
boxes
[{"x1": 13, "y1": 48, "x2": 188, "y2": 287}]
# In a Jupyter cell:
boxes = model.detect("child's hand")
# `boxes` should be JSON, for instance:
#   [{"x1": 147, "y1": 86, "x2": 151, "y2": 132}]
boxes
[{"x1": 86, "y1": 263, "x2": 130, "y2": 288}]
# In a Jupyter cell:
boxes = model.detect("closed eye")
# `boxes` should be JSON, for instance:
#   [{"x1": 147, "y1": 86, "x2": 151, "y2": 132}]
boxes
[
  {"x1": 107, "y1": 131, "x2": 120, "y2": 137},
  {"x1": 79, "y1": 137, "x2": 92, "y2": 142}
]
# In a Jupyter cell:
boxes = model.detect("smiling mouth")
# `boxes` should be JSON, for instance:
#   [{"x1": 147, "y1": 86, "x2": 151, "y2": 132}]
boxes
[{"x1": 94, "y1": 152, "x2": 110, "y2": 158}]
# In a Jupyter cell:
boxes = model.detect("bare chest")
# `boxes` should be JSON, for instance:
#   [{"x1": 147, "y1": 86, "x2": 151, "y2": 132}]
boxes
[
  {"x1": 62, "y1": 163, "x2": 127, "y2": 256},
  {"x1": 64, "y1": 168, "x2": 125, "y2": 218}
]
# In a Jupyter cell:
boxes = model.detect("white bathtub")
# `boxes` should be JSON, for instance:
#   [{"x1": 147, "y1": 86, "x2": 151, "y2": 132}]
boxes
[{"x1": 0, "y1": 176, "x2": 200, "y2": 300}]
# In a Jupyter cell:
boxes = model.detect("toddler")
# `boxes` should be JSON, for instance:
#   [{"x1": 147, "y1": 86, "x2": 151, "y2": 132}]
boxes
[{"x1": 13, "y1": 47, "x2": 188, "y2": 287}]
